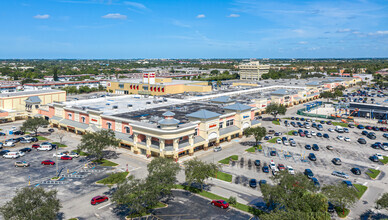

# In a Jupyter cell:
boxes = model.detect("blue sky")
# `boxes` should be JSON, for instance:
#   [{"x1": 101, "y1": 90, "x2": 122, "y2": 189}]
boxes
[{"x1": 0, "y1": 0, "x2": 387, "y2": 59}]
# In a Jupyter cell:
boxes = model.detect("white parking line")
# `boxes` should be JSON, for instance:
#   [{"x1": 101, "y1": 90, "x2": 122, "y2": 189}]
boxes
[{"x1": 97, "y1": 202, "x2": 112, "y2": 210}]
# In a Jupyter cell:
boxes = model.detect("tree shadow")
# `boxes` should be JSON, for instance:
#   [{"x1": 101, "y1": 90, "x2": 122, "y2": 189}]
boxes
[
  {"x1": 240, "y1": 141, "x2": 256, "y2": 146},
  {"x1": 360, "y1": 209, "x2": 388, "y2": 220}
]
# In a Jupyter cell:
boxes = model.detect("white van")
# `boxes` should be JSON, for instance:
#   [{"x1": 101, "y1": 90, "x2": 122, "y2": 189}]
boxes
[
  {"x1": 3, "y1": 152, "x2": 20, "y2": 159},
  {"x1": 3, "y1": 142, "x2": 15, "y2": 147},
  {"x1": 335, "y1": 126, "x2": 344, "y2": 133},
  {"x1": 37, "y1": 145, "x2": 52, "y2": 151}
]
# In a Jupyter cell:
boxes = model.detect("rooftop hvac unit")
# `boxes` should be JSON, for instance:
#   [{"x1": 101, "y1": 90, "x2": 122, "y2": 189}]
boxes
[
  {"x1": 146, "y1": 101, "x2": 151, "y2": 105},
  {"x1": 113, "y1": 105, "x2": 118, "y2": 109},
  {"x1": 127, "y1": 104, "x2": 133, "y2": 108},
  {"x1": 106, "y1": 103, "x2": 110, "y2": 105},
  {"x1": 163, "y1": 98, "x2": 168, "y2": 102}
]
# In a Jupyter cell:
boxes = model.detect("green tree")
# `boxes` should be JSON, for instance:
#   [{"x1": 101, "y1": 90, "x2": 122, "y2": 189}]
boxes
[
  {"x1": 77, "y1": 129, "x2": 120, "y2": 161},
  {"x1": 259, "y1": 172, "x2": 329, "y2": 220},
  {"x1": 52, "y1": 67, "x2": 59, "y2": 81},
  {"x1": 244, "y1": 126, "x2": 267, "y2": 146},
  {"x1": 0, "y1": 187, "x2": 61, "y2": 220},
  {"x1": 184, "y1": 158, "x2": 219, "y2": 190},
  {"x1": 20, "y1": 117, "x2": 49, "y2": 136},
  {"x1": 376, "y1": 193, "x2": 388, "y2": 210},
  {"x1": 146, "y1": 157, "x2": 180, "y2": 198},
  {"x1": 322, "y1": 183, "x2": 358, "y2": 216},
  {"x1": 112, "y1": 177, "x2": 158, "y2": 216},
  {"x1": 210, "y1": 69, "x2": 220, "y2": 75},
  {"x1": 266, "y1": 103, "x2": 287, "y2": 119}
]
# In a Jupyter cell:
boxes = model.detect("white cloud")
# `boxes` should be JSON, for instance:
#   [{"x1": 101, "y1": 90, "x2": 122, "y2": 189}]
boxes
[
  {"x1": 33, "y1": 14, "x2": 50, "y2": 19},
  {"x1": 101, "y1": 13, "x2": 127, "y2": 19},
  {"x1": 369, "y1": 30, "x2": 388, "y2": 36},
  {"x1": 196, "y1": 14, "x2": 205, "y2": 19},
  {"x1": 228, "y1": 14, "x2": 240, "y2": 18},
  {"x1": 124, "y1": 1, "x2": 146, "y2": 9},
  {"x1": 336, "y1": 28, "x2": 353, "y2": 33},
  {"x1": 172, "y1": 20, "x2": 191, "y2": 28},
  {"x1": 298, "y1": 41, "x2": 308, "y2": 44}
]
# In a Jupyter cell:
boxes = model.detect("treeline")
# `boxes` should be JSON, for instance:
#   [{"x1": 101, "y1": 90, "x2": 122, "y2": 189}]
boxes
[{"x1": 62, "y1": 85, "x2": 105, "y2": 94}]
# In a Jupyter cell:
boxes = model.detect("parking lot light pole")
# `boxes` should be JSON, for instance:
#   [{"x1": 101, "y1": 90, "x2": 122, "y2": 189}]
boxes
[{"x1": 56, "y1": 145, "x2": 58, "y2": 176}]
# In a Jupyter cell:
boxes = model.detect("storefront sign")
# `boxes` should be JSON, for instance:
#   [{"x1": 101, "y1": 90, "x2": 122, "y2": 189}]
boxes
[
  {"x1": 209, "y1": 124, "x2": 217, "y2": 128},
  {"x1": 243, "y1": 115, "x2": 249, "y2": 119},
  {"x1": 91, "y1": 118, "x2": 97, "y2": 122}
]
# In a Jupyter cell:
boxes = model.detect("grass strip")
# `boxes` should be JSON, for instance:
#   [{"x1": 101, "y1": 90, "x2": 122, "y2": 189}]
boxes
[
  {"x1": 366, "y1": 168, "x2": 381, "y2": 179},
  {"x1": 268, "y1": 137, "x2": 278, "y2": 144},
  {"x1": 52, "y1": 142, "x2": 67, "y2": 148},
  {"x1": 272, "y1": 121, "x2": 280, "y2": 125},
  {"x1": 379, "y1": 156, "x2": 388, "y2": 164},
  {"x1": 218, "y1": 155, "x2": 238, "y2": 164},
  {"x1": 37, "y1": 136, "x2": 48, "y2": 140},
  {"x1": 92, "y1": 159, "x2": 118, "y2": 167},
  {"x1": 353, "y1": 184, "x2": 368, "y2": 199},
  {"x1": 215, "y1": 171, "x2": 232, "y2": 182},
  {"x1": 96, "y1": 171, "x2": 129, "y2": 185}
]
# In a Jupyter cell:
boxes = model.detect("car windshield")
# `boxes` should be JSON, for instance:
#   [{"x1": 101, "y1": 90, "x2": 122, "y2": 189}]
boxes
[{"x1": 222, "y1": 201, "x2": 228, "y2": 204}]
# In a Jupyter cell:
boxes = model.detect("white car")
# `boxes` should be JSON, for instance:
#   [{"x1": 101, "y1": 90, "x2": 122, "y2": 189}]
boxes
[
  {"x1": 287, "y1": 166, "x2": 295, "y2": 175},
  {"x1": 276, "y1": 138, "x2": 282, "y2": 144},
  {"x1": 3, "y1": 152, "x2": 20, "y2": 159},
  {"x1": 337, "y1": 136, "x2": 344, "y2": 140},
  {"x1": 381, "y1": 145, "x2": 388, "y2": 151},
  {"x1": 311, "y1": 131, "x2": 316, "y2": 136},
  {"x1": 52, "y1": 153, "x2": 67, "y2": 157},
  {"x1": 306, "y1": 133, "x2": 312, "y2": 138},
  {"x1": 375, "y1": 153, "x2": 384, "y2": 160},
  {"x1": 269, "y1": 160, "x2": 276, "y2": 170},
  {"x1": 3, "y1": 142, "x2": 15, "y2": 147},
  {"x1": 344, "y1": 137, "x2": 351, "y2": 142},
  {"x1": 328, "y1": 128, "x2": 334, "y2": 132},
  {"x1": 18, "y1": 151, "x2": 25, "y2": 157},
  {"x1": 68, "y1": 152, "x2": 80, "y2": 158},
  {"x1": 213, "y1": 146, "x2": 222, "y2": 152}
]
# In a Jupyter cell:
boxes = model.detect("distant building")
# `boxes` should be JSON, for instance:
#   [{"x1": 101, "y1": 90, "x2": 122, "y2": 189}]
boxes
[
  {"x1": 239, "y1": 61, "x2": 270, "y2": 81},
  {"x1": 24, "y1": 81, "x2": 100, "y2": 91}
]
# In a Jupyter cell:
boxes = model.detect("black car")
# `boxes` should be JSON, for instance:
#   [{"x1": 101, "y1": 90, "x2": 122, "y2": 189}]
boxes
[
  {"x1": 332, "y1": 158, "x2": 342, "y2": 165},
  {"x1": 254, "y1": 160, "x2": 261, "y2": 166},
  {"x1": 328, "y1": 202, "x2": 335, "y2": 213},
  {"x1": 19, "y1": 147, "x2": 32, "y2": 153},
  {"x1": 370, "y1": 155, "x2": 379, "y2": 162},
  {"x1": 308, "y1": 153, "x2": 317, "y2": 161},
  {"x1": 249, "y1": 179, "x2": 257, "y2": 188},
  {"x1": 317, "y1": 132, "x2": 323, "y2": 137},
  {"x1": 362, "y1": 130, "x2": 369, "y2": 135},
  {"x1": 13, "y1": 130, "x2": 24, "y2": 135},
  {"x1": 270, "y1": 151, "x2": 277, "y2": 156},
  {"x1": 304, "y1": 169, "x2": 314, "y2": 179},
  {"x1": 0, "y1": 150, "x2": 10, "y2": 156},
  {"x1": 305, "y1": 144, "x2": 312, "y2": 150},
  {"x1": 292, "y1": 131, "x2": 298, "y2": 136},
  {"x1": 323, "y1": 133, "x2": 329, "y2": 139},
  {"x1": 48, "y1": 128, "x2": 55, "y2": 133},
  {"x1": 262, "y1": 165, "x2": 269, "y2": 173},
  {"x1": 351, "y1": 167, "x2": 361, "y2": 175},
  {"x1": 0, "y1": 132, "x2": 6, "y2": 136},
  {"x1": 358, "y1": 138, "x2": 367, "y2": 144},
  {"x1": 312, "y1": 144, "x2": 319, "y2": 151},
  {"x1": 367, "y1": 133, "x2": 376, "y2": 140}
]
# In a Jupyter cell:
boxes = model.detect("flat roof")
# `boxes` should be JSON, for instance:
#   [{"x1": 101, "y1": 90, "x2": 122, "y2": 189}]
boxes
[
  {"x1": 112, "y1": 79, "x2": 203, "y2": 86},
  {"x1": 0, "y1": 89, "x2": 64, "y2": 98}
]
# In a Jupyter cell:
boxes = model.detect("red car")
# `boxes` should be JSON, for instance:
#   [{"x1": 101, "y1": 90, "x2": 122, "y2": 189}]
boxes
[
  {"x1": 211, "y1": 200, "x2": 229, "y2": 209},
  {"x1": 278, "y1": 164, "x2": 286, "y2": 170},
  {"x1": 366, "y1": 126, "x2": 372, "y2": 130},
  {"x1": 60, "y1": 156, "x2": 73, "y2": 160},
  {"x1": 91, "y1": 196, "x2": 109, "y2": 205},
  {"x1": 32, "y1": 144, "x2": 40, "y2": 149},
  {"x1": 41, "y1": 160, "x2": 55, "y2": 165},
  {"x1": 380, "y1": 127, "x2": 387, "y2": 132},
  {"x1": 299, "y1": 132, "x2": 305, "y2": 137}
]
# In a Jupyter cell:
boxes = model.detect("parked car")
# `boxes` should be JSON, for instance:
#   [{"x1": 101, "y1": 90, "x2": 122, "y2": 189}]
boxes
[
  {"x1": 343, "y1": 180, "x2": 353, "y2": 188},
  {"x1": 358, "y1": 138, "x2": 367, "y2": 144},
  {"x1": 344, "y1": 137, "x2": 351, "y2": 142},
  {"x1": 13, "y1": 130, "x2": 24, "y2": 135},
  {"x1": 259, "y1": 180, "x2": 267, "y2": 186},
  {"x1": 3, "y1": 152, "x2": 20, "y2": 159},
  {"x1": 3, "y1": 142, "x2": 15, "y2": 147},
  {"x1": 312, "y1": 144, "x2": 319, "y2": 151},
  {"x1": 91, "y1": 196, "x2": 109, "y2": 205},
  {"x1": 304, "y1": 169, "x2": 314, "y2": 179},
  {"x1": 328, "y1": 128, "x2": 334, "y2": 132},
  {"x1": 14, "y1": 161, "x2": 30, "y2": 167},
  {"x1": 213, "y1": 146, "x2": 222, "y2": 152},
  {"x1": 32, "y1": 144, "x2": 40, "y2": 149},
  {"x1": 262, "y1": 164, "x2": 269, "y2": 173},
  {"x1": 287, "y1": 166, "x2": 295, "y2": 175},
  {"x1": 351, "y1": 167, "x2": 361, "y2": 175},
  {"x1": 332, "y1": 171, "x2": 349, "y2": 179},
  {"x1": 270, "y1": 151, "x2": 277, "y2": 156},
  {"x1": 277, "y1": 164, "x2": 285, "y2": 171},
  {"x1": 69, "y1": 151, "x2": 80, "y2": 158},
  {"x1": 60, "y1": 155, "x2": 73, "y2": 160},
  {"x1": 18, "y1": 148, "x2": 31, "y2": 154},
  {"x1": 357, "y1": 125, "x2": 365, "y2": 129},
  {"x1": 312, "y1": 177, "x2": 320, "y2": 187},
  {"x1": 375, "y1": 153, "x2": 384, "y2": 160},
  {"x1": 316, "y1": 132, "x2": 322, "y2": 137},
  {"x1": 305, "y1": 144, "x2": 312, "y2": 150},
  {"x1": 276, "y1": 138, "x2": 282, "y2": 144},
  {"x1": 323, "y1": 133, "x2": 329, "y2": 139},
  {"x1": 326, "y1": 145, "x2": 334, "y2": 150},
  {"x1": 211, "y1": 200, "x2": 229, "y2": 209},
  {"x1": 41, "y1": 160, "x2": 55, "y2": 165},
  {"x1": 249, "y1": 179, "x2": 257, "y2": 188},
  {"x1": 308, "y1": 153, "x2": 317, "y2": 161},
  {"x1": 328, "y1": 202, "x2": 335, "y2": 213},
  {"x1": 48, "y1": 128, "x2": 55, "y2": 133},
  {"x1": 332, "y1": 158, "x2": 342, "y2": 165},
  {"x1": 0, "y1": 150, "x2": 10, "y2": 156}
]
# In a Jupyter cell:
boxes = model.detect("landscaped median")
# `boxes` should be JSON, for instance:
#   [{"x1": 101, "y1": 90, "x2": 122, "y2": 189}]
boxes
[
  {"x1": 214, "y1": 171, "x2": 232, "y2": 182},
  {"x1": 52, "y1": 142, "x2": 67, "y2": 148},
  {"x1": 92, "y1": 159, "x2": 119, "y2": 167},
  {"x1": 218, "y1": 155, "x2": 238, "y2": 164},
  {"x1": 174, "y1": 185, "x2": 263, "y2": 216},
  {"x1": 268, "y1": 137, "x2": 278, "y2": 144},
  {"x1": 380, "y1": 156, "x2": 388, "y2": 165},
  {"x1": 287, "y1": 130, "x2": 296, "y2": 135},
  {"x1": 37, "y1": 136, "x2": 48, "y2": 141},
  {"x1": 272, "y1": 120, "x2": 280, "y2": 125},
  {"x1": 332, "y1": 122, "x2": 349, "y2": 127},
  {"x1": 96, "y1": 171, "x2": 129, "y2": 185},
  {"x1": 245, "y1": 145, "x2": 262, "y2": 153},
  {"x1": 353, "y1": 184, "x2": 368, "y2": 199},
  {"x1": 71, "y1": 150, "x2": 89, "y2": 156},
  {"x1": 366, "y1": 168, "x2": 381, "y2": 179},
  {"x1": 335, "y1": 207, "x2": 350, "y2": 218}
]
